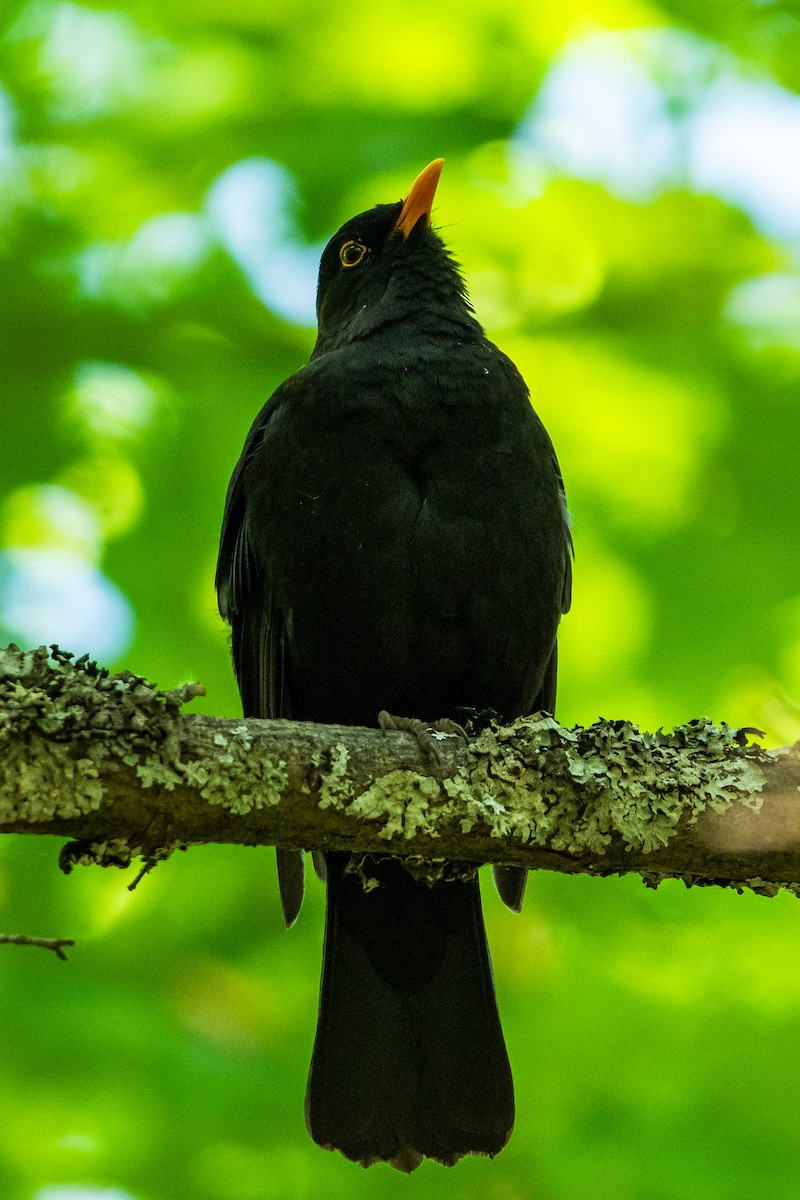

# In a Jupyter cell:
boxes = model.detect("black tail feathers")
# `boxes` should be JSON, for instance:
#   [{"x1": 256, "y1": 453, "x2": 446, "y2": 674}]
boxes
[{"x1": 305, "y1": 854, "x2": 514, "y2": 1171}]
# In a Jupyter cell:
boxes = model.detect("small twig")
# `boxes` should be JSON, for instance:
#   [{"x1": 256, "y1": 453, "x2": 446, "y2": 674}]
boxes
[
  {"x1": 0, "y1": 933, "x2": 75, "y2": 960},
  {"x1": 127, "y1": 857, "x2": 159, "y2": 891}
]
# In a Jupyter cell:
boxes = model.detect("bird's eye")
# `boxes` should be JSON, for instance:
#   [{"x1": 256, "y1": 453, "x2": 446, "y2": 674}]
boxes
[{"x1": 339, "y1": 240, "x2": 368, "y2": 268}]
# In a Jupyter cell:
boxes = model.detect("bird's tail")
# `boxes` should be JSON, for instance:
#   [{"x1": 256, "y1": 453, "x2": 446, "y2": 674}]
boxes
[{"x1": 305, "y1": 853, "x2": 514, "y2": 1171}]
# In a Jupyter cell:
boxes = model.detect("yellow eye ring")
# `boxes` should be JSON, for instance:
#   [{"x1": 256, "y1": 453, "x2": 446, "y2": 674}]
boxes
[{"x1": 339, "y1": 240, "x2": 368, "y2": 268}]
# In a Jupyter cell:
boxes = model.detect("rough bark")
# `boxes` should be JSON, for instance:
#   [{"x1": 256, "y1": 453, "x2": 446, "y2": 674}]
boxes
[{"x1": 2, "y1": 644, "x2": 799, "y2": 896}]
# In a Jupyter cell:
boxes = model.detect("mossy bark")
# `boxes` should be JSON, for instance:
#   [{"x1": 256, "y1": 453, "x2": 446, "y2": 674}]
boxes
[{"x1": 2, "y1": 644, "x2": 799, "y2": 896}]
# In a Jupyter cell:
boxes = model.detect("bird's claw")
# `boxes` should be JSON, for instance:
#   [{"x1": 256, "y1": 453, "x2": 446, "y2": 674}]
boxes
[{"x1": 378, "y1": 710, "x2": 467, "y2": 763}]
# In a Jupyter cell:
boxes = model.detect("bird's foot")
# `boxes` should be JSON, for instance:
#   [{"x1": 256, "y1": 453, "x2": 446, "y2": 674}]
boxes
[{"x1": 378, "y1": 710, "x2": 467, "y2": 763}]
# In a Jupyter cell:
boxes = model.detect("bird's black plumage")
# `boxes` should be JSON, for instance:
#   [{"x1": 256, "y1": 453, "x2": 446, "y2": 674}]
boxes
[{"x1": 216, "y1": 161, "x2": 572, "y2": 1171}]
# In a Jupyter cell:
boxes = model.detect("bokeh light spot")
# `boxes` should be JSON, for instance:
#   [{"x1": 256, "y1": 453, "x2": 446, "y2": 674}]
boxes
[
  {"x1": 65, "y1": 361, "x2": 159, "y2": 443},
  {"x1": 724, "y1": 272, "x2": 800, "y2": 355},
  {"x1": 77, "y1": 212, "x2": 215, "y2": 312},
  {"x1": 0, "y1": 547, "x2": 134, "y2": 660},
  {"x1": 57, "y1": 457, "x2": 144, "y2": 539},
  {"x1": 11, "y1": 0, "x2": 155, "y2": 122},
  {"x1": 207, "y1": 157, "x2": 319, "y2": 325},
  {"x1": 3, "y1": 484, "x2": 101, "y2": 561}
]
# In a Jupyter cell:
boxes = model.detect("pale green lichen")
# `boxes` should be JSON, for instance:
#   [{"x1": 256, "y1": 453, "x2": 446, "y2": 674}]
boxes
[
  {"x1": 350, "y1": 771, "x2": 442, "y2": 840},
  {"x1": 58, "y1": 836, "x2": 182, "y2": 879},
  {"x1": 445, "y1": 714, "x2": 768, "y2": 858},
  {"x1": 2, "y1": 730, "x2": 105, "y2": 820},
  {"x1": 129, "y1": 755, "x2": 185, "y2": 790},
  {"x1": 1, "y1": 644, "x2": 286, "y2": 832},
  {"x1": 1, "y1": 646, "x2": 777, "y2": 895},
  {"x1": 313, "y1": 742, "x2": 353, "y2": 810},
  {"x1": 196, "y1": 724, "x2": 288, "y2": 814},
  {"x1": 0, "y1": 643, "x2": 202, "y2": 824},
  {"x1": 317, "y1": 714, "x2": 768, "y2": 873},
  {"x1": 61, "y1": 838, "x2": 141, "y2": 870}
]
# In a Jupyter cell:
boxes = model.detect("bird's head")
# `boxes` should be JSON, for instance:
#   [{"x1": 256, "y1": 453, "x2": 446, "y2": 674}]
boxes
[{"x1": 313, "y1": 159, "x2": 476, "y2": 355}]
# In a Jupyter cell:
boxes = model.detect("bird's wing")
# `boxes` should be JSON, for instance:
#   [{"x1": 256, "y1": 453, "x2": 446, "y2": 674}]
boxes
[
  {"x1": 555, "y1": 452, "x2": 573, "y2": 616},
  {"x1": 216, "y1": 395, "x2": 304, "y2": 927},
  {"x1": 217, "y1": 400, "x2": 289, "y2": 718}
]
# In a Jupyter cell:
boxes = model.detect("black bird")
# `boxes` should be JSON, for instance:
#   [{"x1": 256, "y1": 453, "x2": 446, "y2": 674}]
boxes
[{"x1": 216, "y1": 159, "x2": 572, "y2": 1171}]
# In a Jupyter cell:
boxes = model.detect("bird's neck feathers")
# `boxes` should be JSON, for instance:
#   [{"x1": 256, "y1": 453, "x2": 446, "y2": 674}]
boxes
[{"x1": 313, "y1": 234, "x2": 482, "y2": 358}]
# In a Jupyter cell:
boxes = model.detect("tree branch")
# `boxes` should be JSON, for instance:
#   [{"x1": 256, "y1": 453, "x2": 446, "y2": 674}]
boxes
[
  {"x1": 2, "y1": 645, "x2": 799, "y2": 896},
  {"x1": 0, "y1": 934, "x2": 74, "y2": 960}
]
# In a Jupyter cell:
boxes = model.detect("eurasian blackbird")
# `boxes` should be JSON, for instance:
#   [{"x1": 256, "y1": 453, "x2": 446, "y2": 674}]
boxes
[{"x1": 216, "y1": 159, "x2": 572, "y2": 1171}]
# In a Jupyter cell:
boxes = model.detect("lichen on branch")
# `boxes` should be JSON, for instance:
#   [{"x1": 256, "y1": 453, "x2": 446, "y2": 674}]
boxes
[{"x1": 1, "y1": 643, "x2": 798, "y2": 897}]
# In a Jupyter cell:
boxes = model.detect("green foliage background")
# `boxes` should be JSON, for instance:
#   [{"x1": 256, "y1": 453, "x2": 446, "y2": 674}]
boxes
[{"x1": 1, "y1": 1, "x2": 800, "y2": 1198}]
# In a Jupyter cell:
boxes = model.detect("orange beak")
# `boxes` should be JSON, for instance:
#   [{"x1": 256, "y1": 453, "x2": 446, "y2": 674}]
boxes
[{"x1": 393, "y1": 158, "x2": 444, "y2": 238}]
